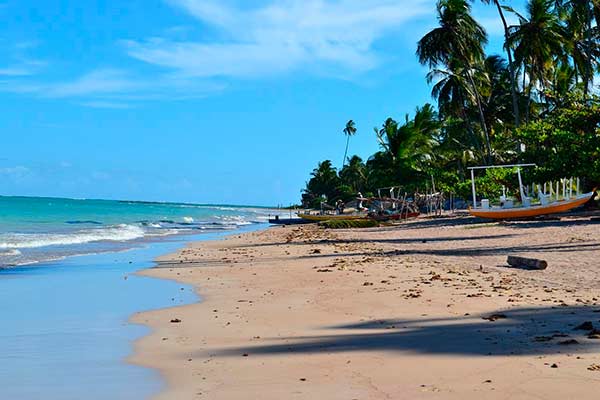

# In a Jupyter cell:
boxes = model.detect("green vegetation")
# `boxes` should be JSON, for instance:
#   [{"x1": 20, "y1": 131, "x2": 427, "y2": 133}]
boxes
[
  {"x1": 319, "y1": 219, "x2": 380, "y2": 229},
  {"x1": 302, "y1": 0, "x2": 600, "y2": 208}
]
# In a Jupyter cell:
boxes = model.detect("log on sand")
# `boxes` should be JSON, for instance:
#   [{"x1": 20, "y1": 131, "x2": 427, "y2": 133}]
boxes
[{"x1": 507, "y1": 256, "x2": 548, "y2": 270}]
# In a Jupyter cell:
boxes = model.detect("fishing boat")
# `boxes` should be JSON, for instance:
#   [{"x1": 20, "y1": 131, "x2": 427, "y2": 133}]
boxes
[
  {"x1": 297, "y1": 213, "x2": 368, "y2": 222},
  {"x1": 468, "y1": 164, "x2": 595, "y2": 220},
  {"x1": 268, "y1": 216, "x2": 313, "y2": 225}
]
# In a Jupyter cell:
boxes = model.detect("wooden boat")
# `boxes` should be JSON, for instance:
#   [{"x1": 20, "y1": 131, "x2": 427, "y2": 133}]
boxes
[
  {"x1": 268, "y1": 217, "x2": 312, "y2": 225},
  {"x1": 467, "y1": 163, "x2": 594, "y2": 220},
  {"x1": 370, "y1": 211, "x2": 421, "y2": 221},
  {"x1": 297, "y1": 213, "x2": 367, "y2": 222},
  {"x1": 391, "y1": 211, "x2": 420, "y2": 220},
  {"x1": 469, "y1": 191, "x2": 594, "y2": 219}
]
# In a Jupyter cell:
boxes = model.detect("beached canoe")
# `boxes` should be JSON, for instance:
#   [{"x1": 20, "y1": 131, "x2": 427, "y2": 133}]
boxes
[
  {"x1": 268, "y1": 217, "x2": 312, "y2": 225},
  {"x1": 297, "y1": 213, "x2": 367, "y2": 222},
  {"x1": 469, "y1": 191, "x2": 594, "y2": 220}
]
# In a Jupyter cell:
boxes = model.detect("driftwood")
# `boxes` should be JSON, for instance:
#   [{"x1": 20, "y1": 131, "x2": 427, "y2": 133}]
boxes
[{"x1": 507, "y1": 256, "x2": 548, "y2": 270}]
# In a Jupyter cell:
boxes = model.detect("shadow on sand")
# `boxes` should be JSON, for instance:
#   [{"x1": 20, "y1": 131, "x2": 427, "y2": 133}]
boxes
[{"x1": 208, "y1": 305, "x2": 600, "y2": 358}]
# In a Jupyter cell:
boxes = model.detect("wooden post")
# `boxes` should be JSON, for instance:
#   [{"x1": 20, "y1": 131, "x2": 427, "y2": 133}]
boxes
[
  {"x1": 569, "y1": 178, "x2": 573, "y2": 199},
  {"x1": 471, "y1": 169, "x2": 477, "y2": 208},
  {"x1": 517, "y1": 167, "x2": 525, "y2": 202}
]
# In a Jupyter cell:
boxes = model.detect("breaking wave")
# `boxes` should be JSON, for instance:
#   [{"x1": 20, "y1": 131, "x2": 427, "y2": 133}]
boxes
[{"x1": 0, "y1": 224, "x2": 146, "y2": 250}]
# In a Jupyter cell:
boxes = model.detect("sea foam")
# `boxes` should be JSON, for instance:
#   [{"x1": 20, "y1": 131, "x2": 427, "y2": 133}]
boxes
[{"x1": 0, "y1": 224, "x2": 145, "y2": 250}]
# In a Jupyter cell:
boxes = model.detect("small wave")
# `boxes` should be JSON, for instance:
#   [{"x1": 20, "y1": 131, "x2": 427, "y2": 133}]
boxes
[
  {"x1": 65, "y1": 220, "x2": 103, "y2": 225},
  {"x1": 214, "y1": 215, "x2": 254, "y2": 226},
  {"x1": 0, "y1": 224, "x2": 145, "y2": 250},
  {"x1": 0, "y1": 249, "x2": 21, "y2": 256},
  {"x1": 182, "y1": 216, "x2": 194, "y2": 223}
]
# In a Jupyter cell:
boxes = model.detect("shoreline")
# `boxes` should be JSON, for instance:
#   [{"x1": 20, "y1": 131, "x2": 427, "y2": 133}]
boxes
[
  {"x1": 131, "y1": 216, "x2": 600, "y2": 399},
  {"x1": 0, "y1": 235, "x2": 200, "y2": 400}
]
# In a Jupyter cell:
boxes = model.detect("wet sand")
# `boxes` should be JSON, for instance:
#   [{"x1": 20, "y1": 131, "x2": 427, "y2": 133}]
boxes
[{"x1": 131, "y1": 215, "x2": 600, "y2": 399}]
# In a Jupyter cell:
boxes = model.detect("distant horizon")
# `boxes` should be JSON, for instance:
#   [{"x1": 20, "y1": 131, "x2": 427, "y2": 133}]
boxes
[{"x1": 0, "y1": 193, "x2": 286, "y2": 209}]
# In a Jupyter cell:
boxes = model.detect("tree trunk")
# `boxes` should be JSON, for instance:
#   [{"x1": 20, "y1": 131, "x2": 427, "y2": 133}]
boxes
[
  {"x1": 458, "y1": 93, "x2": 485, "y2": 162},
  {"x1": 342, "y1": 135, "x2": 350, "y2": 167},
  {"x1": 507, "y1": 256, "x2": 548, "y2": 270},
  {"x1": 465, "y1": 70, "x2": 493, "y2": 164},
  {"x1": 495, "y1": 1, "x2": 520, "y2": 127},
  {"x1": 525, "y1": 82, "x2": 532, "y2": 125}
]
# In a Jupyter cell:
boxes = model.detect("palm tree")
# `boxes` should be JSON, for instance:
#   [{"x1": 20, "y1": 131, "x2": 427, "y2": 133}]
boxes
[
  {"x1": 339, "y1": 155, "x2": 367, "y2": 192},
  {"x1": 476, "y1": 0, "x2": 522, "y2": 127},
  {"x1": 373, "y1": 106, "x2": 440, "y2": 183},
  {"x1": 559, "y1": 0, "x2": 600, "y2": 97},
  {"x1": 508, "y1": 0, "x2": 566, "y2": 122},
  {"x1": 427, "y1": 63, "x2": 486, "y2": 159},
  {"x1": 417, "y1": 0, "x2": 493, "y2": 162},
  {"x1": 374, "y1": 118, "x2": 400, "y2": 160},
  {"x1": 342, "y1": 120, "x2": 357, "y2": 167}
]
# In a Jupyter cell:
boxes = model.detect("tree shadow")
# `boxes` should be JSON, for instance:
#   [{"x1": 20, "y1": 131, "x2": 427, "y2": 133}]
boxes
[
  {"x1": 284, "y1": 241, "x2": 600, "y2": 261},
  {"x1": 206, "y1": 305, "x2": 600, "y2": 358}
]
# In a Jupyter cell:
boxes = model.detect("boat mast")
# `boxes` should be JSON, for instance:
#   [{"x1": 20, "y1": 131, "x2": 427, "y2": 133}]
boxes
[
  {"x1": 471, "y1": 169, "x2": 477, "y2": 208},
  {"x1": 468, "y1": 163, "x2": 536, "y2": 208},
  {"x1": 516, "y1": 167, "x2": 525, "y2": 202}
]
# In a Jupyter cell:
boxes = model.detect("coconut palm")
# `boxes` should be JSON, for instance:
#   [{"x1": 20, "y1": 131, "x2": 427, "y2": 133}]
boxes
[
  {"x1": 476, "y1": 0, "x2": 522, "y2": 127},
  {"x1": 559, "y1": 0, "x2": 600, "y2": 97},
  {"x1": 417, "y1": 0, "x2": 493, "y2": 162},
  {"x1": 339, "y1": 155, "x2": 367, "y2": 192},
  {"x1": 374, "y1": 118, "x2": 400, "y2": 161},
  {"x1": 508, "y1": 0, "x2": 566, "y2": 121},
  {"x1": 342, "y1": 120, "x2": 357, "y2": 167}
]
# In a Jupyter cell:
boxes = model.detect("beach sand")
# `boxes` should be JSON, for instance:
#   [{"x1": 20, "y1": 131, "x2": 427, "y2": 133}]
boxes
[{"x1": 130, "y1": 215, "x2": 600, "y2": 399}]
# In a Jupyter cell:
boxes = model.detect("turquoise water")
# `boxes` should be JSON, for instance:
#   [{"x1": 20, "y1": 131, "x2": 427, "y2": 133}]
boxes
[
  {"x1": 0, "y1": 196, "x2": 276, "y2": 267},
  {"x1": 0, "y1": 195, "x2": 272, "y2": 399}
]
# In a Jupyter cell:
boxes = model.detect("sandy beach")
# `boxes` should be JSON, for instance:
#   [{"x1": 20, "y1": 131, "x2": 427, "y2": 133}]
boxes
[{"x1": 131, "y1": 215, "x2": 600, "y2": 399}]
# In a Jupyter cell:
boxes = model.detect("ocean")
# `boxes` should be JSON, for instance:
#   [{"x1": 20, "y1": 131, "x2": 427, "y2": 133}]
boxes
[
  {"x1": 0, "y1": 195, "x2": 278, "y2": 268},
  {"x1": 0, "y1": 196, "x2": 278, "y2": 399}
]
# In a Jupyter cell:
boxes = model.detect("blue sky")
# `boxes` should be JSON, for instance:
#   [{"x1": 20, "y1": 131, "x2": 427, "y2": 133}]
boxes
[{"x1": 0, "y1": 0, "x2": 525, "y2": 206}]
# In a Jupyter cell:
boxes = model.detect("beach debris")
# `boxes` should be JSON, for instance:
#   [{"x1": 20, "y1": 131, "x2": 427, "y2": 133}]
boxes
[
  {"x1": 170, "y1": 318, "x2": 182, "y2": 323},
  {"x1": 506, "y1": 256, "x2": 548, "y2": 270},
  {"x1": 588, "y1": 364, "x2": 600, "y2": 371},
  {"x1": 574, "y1": 321, "x2": 594, "y2": 331},
  {"x1": 587, "y1": 329, "x2": 600, "y2": 339},
  {"x1": 550, "y1": 363, "x2": 559, "y2": 368},
  {"x1": 310, "y1": 249, "x2": 322, "y2": 254},
  {"x1": 242, "y1": 353, "x2": 249, "y2": 357},
  {"x1": 482, "y1": 314, "x2": 507, "y2": 322},
  {"x1": 558, "y1": 339, "x2": 579, "y2": 345},
  {"x1": 363, "y1": 282, "x2": 374, "y2": 286},
  {"x1": 299, "y1": 378, "x2": 307, "y2": 381},
  {"x1": 317, "y1": 268, "x2": 333, "y2": 273}
]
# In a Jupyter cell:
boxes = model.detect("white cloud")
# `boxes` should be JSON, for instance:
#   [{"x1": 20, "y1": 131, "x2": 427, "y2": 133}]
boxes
[
  {"x1": 0, "y1": 166, "x2": 32, "y2": 182},
  {"x1": 0, "y1": 67, "x2": 33, "y2": 76},
  {"x1": 43, "y1": 69, "x2": 140, "y2": 98},
  {"x1": 1, "y1": 1, "x2": 435, "y2": 104},
  {"x1": 125, "y1": 0, "x2": 432, "y2": 78},
  {"x1": 0, "y1": 68, "x2": 224, "y2": 106},
  {"x1": 79, "y1": 100, "x2": 135, "y2": 109}
]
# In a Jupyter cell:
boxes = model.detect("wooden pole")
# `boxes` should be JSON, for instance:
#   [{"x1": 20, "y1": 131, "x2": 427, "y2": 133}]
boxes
[
  {"x1": 471, "y1": 169, "x2": 477, "y2": 208},
  {"x1": 517, "y1": 168, "x2": 525, "y2": 202}
]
